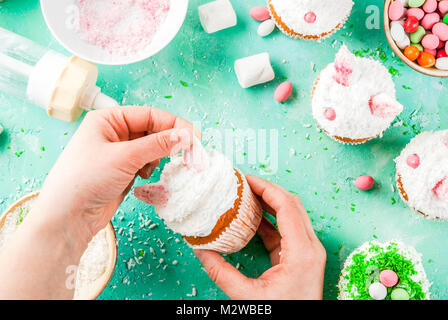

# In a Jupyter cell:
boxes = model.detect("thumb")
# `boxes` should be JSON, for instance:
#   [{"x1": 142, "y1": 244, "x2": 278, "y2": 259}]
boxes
[
  {"x1": 123, "y1": 128, "x2": 193, "y2": 169},
  {"x1": 194, "y1": 250, "x2": 253, "y2": 299}
]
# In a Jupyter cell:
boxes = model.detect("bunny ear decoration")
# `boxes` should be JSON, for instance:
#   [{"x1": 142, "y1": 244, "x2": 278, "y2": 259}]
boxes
[
  {"x1": 433, "y1": 178, "x2": 448, "y2": 201},
  {"x1": 369, "y1": 93, "x2": 404, "y2": 118},
  {"x1": 332, "y1": 45, "x2": 353, "y2": 87},
  {"x1": 134, "y1": 184, "x2": 170, "y2": 207},
  {"x1": 183, "y1": 137, "x2": 210, "y2": 172}
]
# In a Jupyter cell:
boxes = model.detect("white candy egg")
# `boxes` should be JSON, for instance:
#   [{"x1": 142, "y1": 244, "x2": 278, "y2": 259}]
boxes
[
  {"x1": 436, "y1": 57, "x2": 448, "y2": 71},
  {"x1": 257, "y1": 19, "x2": 276, "y2": 37},
  {"x1": 369, "y1": 282, "x2": 388, "y2": 300},
  {"x1": 390, "y1": 21, "x2": 406, "y2": 42}
]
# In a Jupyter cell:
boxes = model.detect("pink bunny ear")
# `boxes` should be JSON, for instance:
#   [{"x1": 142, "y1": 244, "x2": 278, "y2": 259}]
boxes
[
  {"x1": 433, "y1": 178, "x2": 448, "y2": 201},
  {"x1": 369, "y1": 93, "x2": 403, "y2": 118},
  {"x1": 134, "y1": 184, "x2": 170, "y2": 206},
  {"x1": 183, "y1": 138, "x2": 209, "y2": 172},
  {"x1": 333, "y1": 46, "x2": 353, "y2": 87}
]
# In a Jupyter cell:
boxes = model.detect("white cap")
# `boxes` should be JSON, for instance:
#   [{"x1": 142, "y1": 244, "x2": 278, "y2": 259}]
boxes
[
  {"x1": 92, "y1": 92, "x2": 119, "y2": 110},
  {"x1": 80, "y1": 85, "x2": 119, "y2": 110}
]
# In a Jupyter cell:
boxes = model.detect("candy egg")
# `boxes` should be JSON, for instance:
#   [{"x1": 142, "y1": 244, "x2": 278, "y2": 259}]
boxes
[
  {"x1": 437, "y1": 48, "x2": 448, "y2": 58},
  {"x1": 391, "y1": 288, "x2": 410, "y2": 300},
  {"x1": 380, "y1": 269, "x2": 399, "y2": 287},
  {"x1": 425, "y1": 48, "x2": 437, "y2": 56},
  {"x1": 408, "y1": 0, "x2": 425, "y2": 7},
  {"x1": 324, "y1": 108, "x2": 336, "y2": 121},
  {"x1": 423, "y1": 0, "x2": 437, "y2": 13},
  {"x1": 444, "y1": 13, "x2": 448, "y2": 25},
  {"x1": 440, "y1": 0, "x2": 448, "y2": 16},
  {"x1": 250, "y1": 6, "x2": 270, "y2": 21},
  {"x1": 422, "y1": 34, "x2": 440, "y2": 50},
  {"x1": 389, "y1": 0, "x2": 405, "y2": 20},
  {"x1": 369, "y1": 282, "x2": 387, "y2": 300},
  {"x1": 274, "y1": 81, "x2": 293, "y2": 102},
  {"x1": 436, "y1": 57, "x2": 448, "y2": 70},
  {"x1": 410, "y1": 26, "x2": 426, "y2": 43},
  {"x1": 391, "y1": 21, "x2": 407, "y2": 42},
  {"x1": 257, "y1": 19, "x2": 276, "y2": 37},
  {"x1": 404, "y1": 16, "x2": 419, "y2": 32},
  {"x1": 433, "y1": 22, "x2": 448, "y2": 41},
  {"x1": 417, "y1": 51, "x2": 436, "y2": 67},
  {"x1": 404, "y1": 45, "x2": 421, "y2": 60},
  {"x1": 413, "y1": 42, "x2": 424, "y2": 51},
  {"x1": 407, "y1": 154, "x2": 420, "y2": 168},
  {"x1": 354, "y1": 175, "x2": 375, "y2": 191},
  {"x1": 406, "y1": 7, "x2": 425, "y2": 20},
  {"x1": 421, "y1": 12, "x2": 440, "y2": 30}
]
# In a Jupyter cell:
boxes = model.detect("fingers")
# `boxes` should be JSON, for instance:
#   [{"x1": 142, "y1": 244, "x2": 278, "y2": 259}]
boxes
[
  {"x1": 257, "y1": 218, "x2": 280, "y2": 254},
  {"x1": 137, "y1": 160, "x2": 159, "y2": 179},
  {"x1": 121, "y1": 128, "x2": 193, "y2": 170},
  {"x1": 194, "y1": 250, "x2": 253, "y2": 299}
]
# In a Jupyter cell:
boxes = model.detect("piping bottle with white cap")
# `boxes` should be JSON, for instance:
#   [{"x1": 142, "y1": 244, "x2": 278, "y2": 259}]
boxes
[{"x1": 0, "y1": 27, "x2": 118, "y2": 122}]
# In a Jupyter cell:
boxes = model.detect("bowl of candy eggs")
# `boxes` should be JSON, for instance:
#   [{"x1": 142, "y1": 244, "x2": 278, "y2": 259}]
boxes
[{"x1": 384, "y1": 0, "x2": 448, "y2": 77}]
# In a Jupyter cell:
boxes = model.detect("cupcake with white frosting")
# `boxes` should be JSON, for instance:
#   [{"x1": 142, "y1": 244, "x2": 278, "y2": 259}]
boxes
[
  {"x1": 338, "y1": 241, "x2": 430, "y2": 300},
  {"x1": 134, "y1": 145, "x2": 262, "y2": 254},
  {"x1": 395, "y1": 130, "x2": 448, "y2": 220},
  {"x1": 267, "y1": 0, "x2": 354, "y2": 40},
  {"x1": 312, "y1": 45, "x2": 403, "y2": 144}
]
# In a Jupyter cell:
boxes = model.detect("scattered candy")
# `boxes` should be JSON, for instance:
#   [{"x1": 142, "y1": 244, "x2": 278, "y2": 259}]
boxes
[
  {"x1": 250, "y1": 6, "x2": 270, "y2": 21},
  {"x1": 354, "y1": 175, "x2": 375, "y2": 191},
  {"x1": 369, "y1": 282, "x2": 387, "y2": 300},
  {"x1": 417, "y1": 51, "x2": 436, "y2": 67},
  {"x1": 234, "y1": 52, "x2": 275, "y2": 88},
  {"x1": 436, "y1": 57, "x2": 448, "y2": 70},
  {"x1": 380, "y1": 269, "x2": 399, "y2": 287},
  {"x1": 304, "y1": 11, "x2": 316, "y2": 24},
  {"x1": 406, "y1": 154, "x2": 420, "y2": 168},
  {"x1": 324, "y1": 108, "x2": 336, "y2": 121},
  {"x1": 404, "y1": 45, "x2": 421, "y2": 61},
  {"x1": 257, "y1": 19, "x2": 276, "y2": 37},
  {"x1": 274, "y1": 81, "x2": 293, "y2": 102},
  {"x1": 198, "y1": 0, "x2": 237, "y2": 34},
  {"x1": 389, "y1": 0, "x2": 404, "y2": 21},
  {"x1": 391, "y1": 288, "x2": 410, "y2": 300}
]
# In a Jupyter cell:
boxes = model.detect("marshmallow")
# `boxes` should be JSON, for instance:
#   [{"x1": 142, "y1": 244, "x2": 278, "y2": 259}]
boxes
[
  {"x1": 234, "y1": 52, "x2": 275, "y2": 88},
  {"x1": 198, "y1": 0, "x2": 237, "y2": 34}
]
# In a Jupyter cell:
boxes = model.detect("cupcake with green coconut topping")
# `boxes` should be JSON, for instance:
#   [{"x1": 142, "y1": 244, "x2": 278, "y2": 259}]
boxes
[{"x1": 338, "y1": 241, "x2": 431, "y2": 300}]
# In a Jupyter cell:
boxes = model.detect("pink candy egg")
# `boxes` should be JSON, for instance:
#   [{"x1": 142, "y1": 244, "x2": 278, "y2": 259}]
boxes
[
  {"x1": 274, "y1": 81, "x2": 293, "y2": 102},
  {"x1": 380, "y1": 270, "x2": 399, "y2": 287},
  {"x1": 354, "y1": 175, "x2": 375, "y2": 191},
  {"x1": 324, "y1": 108, "x2": 336, "y2": 121},
  {"x1": 406, "y1": 154, "x2": 420, "y2": 168},
  {"x1": 433, "y1": 22, "x2": 448, "y2": 41},
  {"x1": 422, "y1": 13, "x2": 440, "y2": 30},
  {"x1": 422, "y1": 34, "x2": 440, "y2": 49},
  {"x1": 407, "y1": 7, "x2": 425, "y2": 20},
  {"x1": 440, "y1": 0, "x2": 448, "y2": 16},
  {"x1": 250, "y1": 6, "x2": 270, "y2": 21},
  {"x1": 425, "y1": 48, "x2": 437, "y2": 56},
  {"x1": 423, "y1": 0, "x2": 438, "y2": 13},
  {"x1": 389, "y1": 0, "x2": 404, "y2": 21}
]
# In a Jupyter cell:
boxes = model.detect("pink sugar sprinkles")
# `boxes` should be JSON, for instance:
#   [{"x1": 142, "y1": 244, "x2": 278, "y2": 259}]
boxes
[{"x1": 77, "y1": 0, "x2": 170, "y2": 56}]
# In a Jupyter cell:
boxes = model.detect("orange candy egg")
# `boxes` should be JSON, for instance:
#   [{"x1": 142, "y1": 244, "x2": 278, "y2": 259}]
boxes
[
  {"x1": 404, "y1": 45, "x2": 420, "y2": 61},
  {"x1": 417, "y1": 52, "x2": 436, "y2": 68}
]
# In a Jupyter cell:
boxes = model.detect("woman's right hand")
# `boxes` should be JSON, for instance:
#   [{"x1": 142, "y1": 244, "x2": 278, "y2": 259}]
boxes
[{"x1": 194, "y1": 175, "x2": 327, "y2": 300}]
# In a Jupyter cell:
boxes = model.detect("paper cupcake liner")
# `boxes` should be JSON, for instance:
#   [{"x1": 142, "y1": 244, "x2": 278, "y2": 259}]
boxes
[
  {"x1": 311, "y1": 77, "x2": 380, "y2": 145},
  {"x1": 184, "y1": 169, "x2": 262, "y2": 254},
  {"x1": 395, "y1": 172, "x2": 433, "y2": 219},
  {"x1": 267, "y1": 0, "x2": 351, "y2": 41}
]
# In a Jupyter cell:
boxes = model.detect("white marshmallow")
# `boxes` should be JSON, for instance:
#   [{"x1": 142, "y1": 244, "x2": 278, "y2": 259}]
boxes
[
  {"x1": 257, "y1": 19, "x2": 276, "y2": 37},
  {"x1": 198, "y1": 0, "x2": 237, "y2": 34},
  {"x1": 234, "y1": 52, "x2": 275, "y2": 88}
]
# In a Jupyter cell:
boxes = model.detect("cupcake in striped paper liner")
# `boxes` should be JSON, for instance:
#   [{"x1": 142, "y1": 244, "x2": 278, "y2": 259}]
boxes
[
  {"x1": 311, "y1": 45, "x2": 403, "y2": 145},
  {"x1": 267, "y1": 0, "x2": 354, "y2": 41},
  {"x1": 134, "y1": 144, "x2": 262, "y2": 254},
  {"x1": 395, "y1": 130, "x2": 448, "y2": 220}
]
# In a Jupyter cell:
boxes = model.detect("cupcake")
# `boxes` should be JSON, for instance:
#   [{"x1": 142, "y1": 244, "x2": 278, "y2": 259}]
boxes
[
  {"x1": 312, "y1": 45, "x2": 404, "y2": 144},
  {"x1": 134, "y1": 145, "x2": 262, "y2": 254},
  {"x1": 395, "y1": 130, "x2": 448, "y2": 220},
  {"x1": 267, "y1": 0, "x2": 354, "y2": 40},
  {"x1": 0, "y1": 191, "x2": 117, "y2": 300},
  {"x1": 338, "y1": 240, "x2": 431, "y2": 300}
]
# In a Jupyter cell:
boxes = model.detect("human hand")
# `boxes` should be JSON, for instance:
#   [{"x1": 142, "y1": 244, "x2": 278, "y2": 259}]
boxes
[
  {"x1": 35, "y1": 106, "x2": 198, "y2": 244},
  {"x1": 194, "y1": 175, "x2": 327, "y2": 300}
]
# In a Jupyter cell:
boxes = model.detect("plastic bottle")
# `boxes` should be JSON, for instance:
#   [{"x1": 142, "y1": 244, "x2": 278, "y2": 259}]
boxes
[{"x1": 0, "y1": 27, "x2": 118, "y2": 122}]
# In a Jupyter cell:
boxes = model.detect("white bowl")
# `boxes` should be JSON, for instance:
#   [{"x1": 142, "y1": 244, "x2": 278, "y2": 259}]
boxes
[{"x1": 40, "y1": 0, "x2": 189, "y2": 65}]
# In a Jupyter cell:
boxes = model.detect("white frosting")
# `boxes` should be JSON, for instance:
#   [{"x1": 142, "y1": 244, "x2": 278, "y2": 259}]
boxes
[
  {"x1": 338, "y1": 240, "x2": 431, "y2": 300},
  {"x1": 269, "y1": 0, "x2": 353, "y2": 36},
  {"x1": 312, "y1": 45, "x2": 403, "y2": 140},
  {"x1": 155, "y1": 150, "x2": 238, "y2": 237},
  {"x1": 395, "y1": 130, "x2": 448, "y2": 219}
]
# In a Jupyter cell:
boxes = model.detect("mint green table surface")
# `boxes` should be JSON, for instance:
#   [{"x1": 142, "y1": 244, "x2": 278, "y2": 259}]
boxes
[{"x1": 1, "y1": 0, "x2": 447, "y2": 300}]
